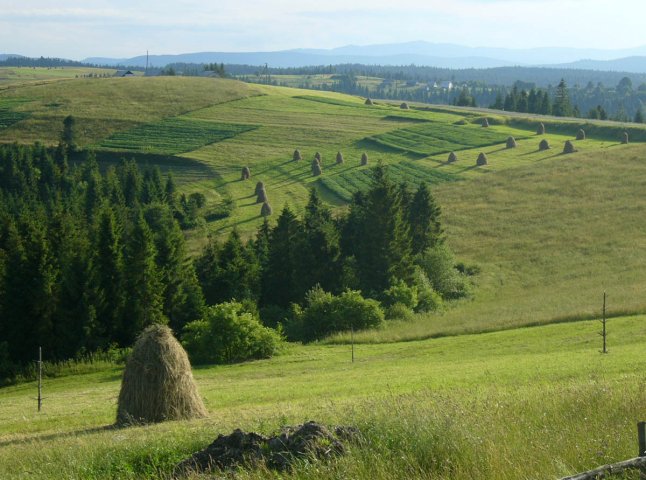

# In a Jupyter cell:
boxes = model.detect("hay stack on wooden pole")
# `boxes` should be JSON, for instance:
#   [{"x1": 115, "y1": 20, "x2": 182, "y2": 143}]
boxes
[
  {"x1": 361, "y1": 152, "x2": 369, "y2": 166},
  {"x1": 539, "y1": 139, "x2": 550, "y2": 151},
  {"x1": 622, "y1": 132, "x2": 629, "y2": 144},
  {"x1": 447, "y1": 151, "x2": 457, "y2": 163},
  {"x1": 241, "y1": 166, "x2": 251, "y2": 180},
  {"x1": 537, "y1": 123, "x2": 545, "y2": 135},
  {"x1": 563, "y1": 140, "x2": 577, "y2": 154},
  {"x1": 482, "y1": 118, "x2": 490, "y2": 128},
  {"x1": 255, "y1": 181, "x2": 265, "y2": 197},
  {"x1": 476, "y1": 152, "x2": 488, "y2": 166},
  {"x1": 400, "y1": 102, "x2": 409, "y2": 110},
  {"x1": 293, "y1": 149, "x2": 302, "y2": 161},
  {"x1": 506, "y1": 136, "x2": 517, "y2": 149},
  {"x1": 336, "y1": 152, "x2": 344, "y2": 164},
  {"x1": 365, "y1": 98, "x2": 374, "y2": 106},
  {"x1": 116, "y1": 324, "x2": 207, "y2": 426},
  {"x1": 260, "y1": 202, "x2": 272, "y2": 217},
  {"x1": 576, "y1": 129, "x2": 586, "y2": 140},
  {"x1": 256, "y1": 187, "x2": 268, "y2": 203},
  {"x1": 312, "y1": 158, "x2": 322, "y2": 176}
]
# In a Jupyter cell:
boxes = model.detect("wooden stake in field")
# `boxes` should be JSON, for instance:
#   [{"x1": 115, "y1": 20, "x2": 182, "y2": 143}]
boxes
[
  {"x1": 37, "y1": 347, "x2": 42, "y2": 412},
  {"x1": 599, "y1": 292, "x2": 608, "y2": 354}
]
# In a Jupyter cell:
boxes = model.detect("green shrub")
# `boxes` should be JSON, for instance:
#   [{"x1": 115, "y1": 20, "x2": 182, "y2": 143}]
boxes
[
  {"x1": 385, "y1": 302, "x2": 415, "y2": 321},
  {"x1": 298, "y1": 287, "x2": 384, "y2": 342},
  {"x1": 416, "y1": 245, "x2": 471, "y2": 300},
  {"x1": 383, "y1": 279, "x2": 418, "y2": 310},
  {"x1": 182, "y1": 301, "x2": 283, "y2": 364},
  {"x1": 411, "y1": 266, "x2": 443, "y2": 312}
]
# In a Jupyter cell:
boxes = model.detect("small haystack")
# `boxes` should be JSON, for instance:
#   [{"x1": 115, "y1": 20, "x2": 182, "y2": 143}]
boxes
[
  {"x1": 255, "y1": 181, "x2": 265, "y2": 196},
  {"x1": 293, "y1": 149, "x2": 302, "y2": 161},
  {"x1": 576, "y1": 129, "x2": 586, "y2": 140},
  {"x1": 563, "y1": 140, "x2": 577, "y2": 154},
  {"x1": 260, "y1": 202, "x2": 272, "y2": 217},
  {"x1": 622, "y1": 132, "x2": 629, "y2": 144},
  {"x1": 312, "y1": 158, "x2": 322, "y2": 176},
  {"x1": 256, "y1": 187, "x2": 268, "y2": 203},
  {"x1": 336, "y1": 151, "x2": 344, "y2": 164},
  {"x1": 539, "y1": 139, "x2": 550, "y2": 151},
  {"x1": 506, "y1": 136, "x2": 517, "y2": 149},
  {"x1": 400, "y1": 102, "x2": 409, "y2": 110},
  {"x1": 447, "y1": 151, "x2": 457, "y2": 163},
  {"x1": 314, "y1": 152, "x2": 322, "y2": 161},
  {"x1": 365, "y1": 98, "x2": 374, "y2": 106},
  {"x1": 361, "y1": 152, "x2": 369, "y2": 166},
  {"x1": 476, "y1": 152, "x2": 488, "y2": 166},
  {"x1": 537, "y1": 123, "x2": 546, "y2": 135},
  {"x1": 482, "y1": 118, "x2": 490, "y2": 128},
  {"x1": 241, "y1": 166, "x2": 251, "y2": 180},
  {"x1": 116, "y1": 324, "x2": 207, "y2": 426}
]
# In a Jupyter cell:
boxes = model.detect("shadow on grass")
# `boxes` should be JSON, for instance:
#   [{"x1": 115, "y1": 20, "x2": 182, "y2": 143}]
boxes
[{"x1": 0, "y1": 424, "x2": 117, "y2": 447}]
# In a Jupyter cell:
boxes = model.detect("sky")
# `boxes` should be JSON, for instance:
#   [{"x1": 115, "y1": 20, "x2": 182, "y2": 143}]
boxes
[{"x1": 1, "y1": 0, "x2": 645, "y2": 60}]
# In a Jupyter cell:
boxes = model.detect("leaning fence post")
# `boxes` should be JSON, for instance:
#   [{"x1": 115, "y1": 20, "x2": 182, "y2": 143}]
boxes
[{"x1": 639, "y1": 421, "x2": 646, "y2": 457}]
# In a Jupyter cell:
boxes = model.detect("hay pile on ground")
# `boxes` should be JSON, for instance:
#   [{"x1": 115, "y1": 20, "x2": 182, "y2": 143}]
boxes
[
  {"x1": 563, "y1": 140, "x2": 577, "y2": 154},
  {"x1": 482, "y1": 118, "x2": 490, "y2": 128},
  {"x1": 293, "y1": 149, "x2": 302, "y2": 161},
  {"x1": 314, "y1": 152, "x2": 321, "y2": 161},
  {"x1": 312, "y1": 158, "x2": 322, "y2": 176},
  {"x1": 116, "y1": 324, "x2": 207, "y2": 426},
  {"x1": 506, "y1": 136, "x2": 517, "y2": 148},
  {"x1": 539, "y1": 139, "x2": 550, "y2": 151},
  {"x1": 537, "y1": 123, "x2": 545, "y2": 135},
  {"x1": 241, "y1": 166, "x2": 251, "y2": 180},
  {"x1": 447, "y1": 151, "x2": 457, "y2": 163},
  {"x1": 622, "y1": 132, "x2": 629, "y2": 144},
  {"x1": 400, "y1": 102, "x2": 409, "y2": 110},
  {"x1": 361, "y1": 152, "x2": 368, "y2": 166},
  {"x1": 255, "y1": 181, "x2": 265, "y2": 196},
  {"x1": 365, "y1": 98, "x2": 374, "y2": 105},
  {"x1": 174, "y1": 421, "x2": 359, "y2": 477},
  {"x1": 260, "y1": 202, "x2": 272, "y2": 217},
  {"x1": 336, "y1": 151, "x2": 344, "y2": 164},
  {"x1": 476, "y1": 152, "x2": 488, "y2": 166},
  {"x1": 576, "y1": 129, "x2": 586, "y2": 140}
]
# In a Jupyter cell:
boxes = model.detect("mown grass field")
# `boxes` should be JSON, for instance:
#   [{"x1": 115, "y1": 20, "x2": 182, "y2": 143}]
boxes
[{"x1": 0, "y1": 316, "x2": 644, "y2": 478}]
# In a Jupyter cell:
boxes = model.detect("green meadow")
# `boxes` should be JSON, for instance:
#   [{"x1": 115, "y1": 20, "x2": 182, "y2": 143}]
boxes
[{"x1": 1, "y1": 74, "x2": 645, "y2": 478}]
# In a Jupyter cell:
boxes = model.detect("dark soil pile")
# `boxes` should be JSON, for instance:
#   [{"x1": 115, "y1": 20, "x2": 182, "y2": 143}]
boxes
[{"x1": 174, "y1": 421, "x2": 359, "y2": 477}]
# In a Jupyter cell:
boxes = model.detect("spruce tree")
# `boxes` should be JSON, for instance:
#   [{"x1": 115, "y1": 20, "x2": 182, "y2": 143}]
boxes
[
  {"x1": 552, "y1": 79, "x2": 572, "y2": 117},
  {"x1": 408, "y1": 182, "x2": 443, "y2": 255}
]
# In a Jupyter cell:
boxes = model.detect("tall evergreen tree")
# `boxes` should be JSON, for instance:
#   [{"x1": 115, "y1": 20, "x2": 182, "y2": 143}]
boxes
[
  {"x1": 408, "y1": 182, "x2": 443, "y2": 255},
  {"x1": 552, "y1": 79, "x2": 572, "y2": 117}
]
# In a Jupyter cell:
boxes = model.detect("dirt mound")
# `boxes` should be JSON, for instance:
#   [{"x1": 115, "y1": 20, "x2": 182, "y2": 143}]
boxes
[{"x1": 174, "y1": 421, "x2": 359, "y2": 477}]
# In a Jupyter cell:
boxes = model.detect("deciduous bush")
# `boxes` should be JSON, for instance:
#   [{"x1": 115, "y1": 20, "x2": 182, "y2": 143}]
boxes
[
  {"x1": 416, "y1": 245, "x2": 471, "y2": 300},
  {"x1": 297, "y1": 287, "x2": 384, "y2": 342},
  {"x1": 182, "y1": 302, "x2": 283, "y2": 364},
  {"x1": 383, "y1": 279, "x2": 418, "y2": 310}
]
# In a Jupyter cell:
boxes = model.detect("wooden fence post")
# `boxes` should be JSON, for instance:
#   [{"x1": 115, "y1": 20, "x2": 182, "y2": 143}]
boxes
[
  {"x1": 639, "y1": 421, "x2": 646, "y2": 457},
  {"x1": 37, "y1": 346, "x2": 42, "y2": 412}
]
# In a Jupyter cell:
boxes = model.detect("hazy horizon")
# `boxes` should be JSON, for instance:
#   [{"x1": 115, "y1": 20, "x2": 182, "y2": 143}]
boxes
[{"x1": 1, "y1": 0, "x2": 645, "y2": 60}]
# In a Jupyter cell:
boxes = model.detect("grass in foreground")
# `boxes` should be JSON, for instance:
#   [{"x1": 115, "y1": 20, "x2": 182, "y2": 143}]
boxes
[{"x1": 0, "y1": 316, "x2": 644, "y2": 479}]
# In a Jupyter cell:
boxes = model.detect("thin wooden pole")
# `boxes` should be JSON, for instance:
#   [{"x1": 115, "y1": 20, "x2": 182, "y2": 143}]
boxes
[
  {"x1": 639, "y1": 421, "x2": 646, "y2": 457},
  {"x1": 600, "y1": 292, "x2": 608, "y2": 354},
  {"x1": 37, "y1": 346, "x2": 42, "y2": 412},
  {"x1": 351, "y1": 323, "x2": 354, "y2": 363}
]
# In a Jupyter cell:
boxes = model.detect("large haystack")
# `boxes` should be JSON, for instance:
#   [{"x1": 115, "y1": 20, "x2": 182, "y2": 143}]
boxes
[
  {"x1": 447, "y1": 151, "x2": 457, "y2": 163},
  {"x1": 563, "y1": 140, "x2": 577, "y2": 154},
  {"x1": 255, "y1": 181, "x2": 265, "y2": 196},
  {"x1": 312, "y1": 158, "x2": 322, "y2": 176},
  {"x1": 261, "y1": 202, "x2": 272, "y2": 217},
  {"x1": 576, "y1": 129, "x2": 586, "y2": 140},
  {"x1": 539, "y1": 139, "x2": 550, "y2": 151},
  {"x1": 256, "y1": 187, "x2": 268, "y2": 203},
  {"x1": 116, "y1": 324, "x2": 207, "y2": 426},
  {"x1": 476, "y1": 152, "x2": 488, "y2": 166},
  {"x1": 400, "y1": 102, "x2": 409, "y2": 110},
  {"x1": 365, "y1": 98, "x2": 374, "y2": 106},
  {"x1": 241, "y1": 166, "x2": 251, "y2": 180},
  {"x1": 506, "y1": 136, "x2": 517, "y2": 149},
  {"x1": 482, "y1": 118, "x2": 490, "y2": 128},
  {"x1": 336, "y1": 151, "x2": 344, "y2": 164},
  {"x1": 537, "y1": 123, "x2": 545, "y2": 135},
  {"x1": 314, "y1": 152, "x2": 322, "y2": 162},
  {"x1": 293, "y1": 149, "x2": 302, "y2": 161},
  {"x1": 622, "y1": 132, "x2": 629, "y2": 144},
  {"x1": 361, "y1": 152, "x2": 369, "y2": 166}
]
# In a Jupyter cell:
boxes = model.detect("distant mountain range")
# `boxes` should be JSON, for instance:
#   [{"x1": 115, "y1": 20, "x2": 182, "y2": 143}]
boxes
[{"x1": 80, "y1": 42, "x2": 646, "y2": 72}]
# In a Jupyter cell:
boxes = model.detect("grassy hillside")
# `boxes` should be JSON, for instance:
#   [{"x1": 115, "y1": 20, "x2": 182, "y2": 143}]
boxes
[{"x1": 0, "y1": 316, "x2": 644, "y2": 478}]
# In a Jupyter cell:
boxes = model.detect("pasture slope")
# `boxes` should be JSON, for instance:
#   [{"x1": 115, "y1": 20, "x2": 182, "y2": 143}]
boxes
[{"x1": 1, "y1": 73, "x2": 646, "y2": 479}]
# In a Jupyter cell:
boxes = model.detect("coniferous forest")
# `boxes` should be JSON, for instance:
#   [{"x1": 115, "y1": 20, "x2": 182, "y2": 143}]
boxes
[{"x1": 0, "y1": 141, "x2": 470, "y2": 381}]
